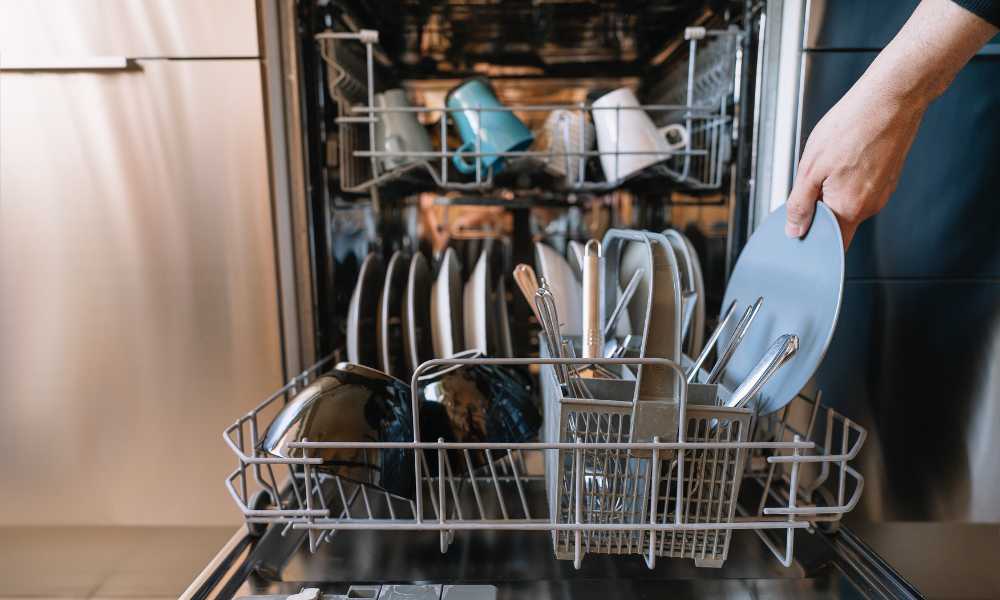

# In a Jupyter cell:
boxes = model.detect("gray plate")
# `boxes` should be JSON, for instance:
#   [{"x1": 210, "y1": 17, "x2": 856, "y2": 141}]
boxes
[
  {"x1": 403, "y1": 253, "x2": 434, "y2": 375},
  {"x1": 378, "y1": 251, "x2": 409, "y2": 378},
  {"x1": 718, "y1": 202, "x2": 844, "y2": 414},
  {"x1": 347, "y1": 253, "x2": 383, "y2": 368}
]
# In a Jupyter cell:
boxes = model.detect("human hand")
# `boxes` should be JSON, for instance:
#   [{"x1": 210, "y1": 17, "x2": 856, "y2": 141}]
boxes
[
  {"x1": 784, "y1": 77, "x2": 926, "y2": 248},
  {"x1": 784, "y1": 0, "x2": 997, "y2": 248}
]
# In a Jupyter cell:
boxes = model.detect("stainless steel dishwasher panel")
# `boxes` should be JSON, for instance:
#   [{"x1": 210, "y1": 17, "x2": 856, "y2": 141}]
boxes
[{"x1": 0, "y1": 59, "x2": 284, "y2": 525}]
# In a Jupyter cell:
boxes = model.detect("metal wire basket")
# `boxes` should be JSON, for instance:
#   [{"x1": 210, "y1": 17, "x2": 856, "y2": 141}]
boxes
[
  {"x1": 542, "y1": 360, "x2": 753, "y2": 567},
  {"x1": 315, "y1": 28, "x2": 739, "y2": 193},
  {"x1": 225, "y1": 355, "x2": 866, "y2": 570}
]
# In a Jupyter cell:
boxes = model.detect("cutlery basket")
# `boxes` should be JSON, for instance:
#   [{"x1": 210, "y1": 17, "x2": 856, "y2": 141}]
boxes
[{"x1": 542, "y1": 363, "x2": 753, "y2": 567}]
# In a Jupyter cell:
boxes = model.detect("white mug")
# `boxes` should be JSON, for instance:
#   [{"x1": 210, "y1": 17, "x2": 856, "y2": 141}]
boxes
[
  {"x1": 373, "y1": 89, "x2": 433, "y2": 171},
  {"x1": 591, "y1": 87, "x2": 689, "y2": 184},
  {"x1": 540, "y1": 109, "x2": 595, "y2": 184}
]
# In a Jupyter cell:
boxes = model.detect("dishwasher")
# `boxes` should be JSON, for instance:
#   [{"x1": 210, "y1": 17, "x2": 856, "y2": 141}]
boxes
[{"x1": 184, "y1": 2, "x2": 926, "y2": 598}]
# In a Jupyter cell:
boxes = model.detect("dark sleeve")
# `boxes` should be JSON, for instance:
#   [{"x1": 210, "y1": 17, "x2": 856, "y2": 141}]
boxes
[{"x1": 952, "y1": 0, "x2": 1000, "y2": 27}]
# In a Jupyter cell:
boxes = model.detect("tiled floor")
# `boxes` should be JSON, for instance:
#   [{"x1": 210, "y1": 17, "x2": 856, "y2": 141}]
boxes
[{"x1": 0, "y1": 526, "x2": 235, "y2": 599}]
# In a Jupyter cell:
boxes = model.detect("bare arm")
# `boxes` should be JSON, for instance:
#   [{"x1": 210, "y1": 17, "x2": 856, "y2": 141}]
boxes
[{"x1": 785, "y1": 0, "x2": 998, "y2": 247}]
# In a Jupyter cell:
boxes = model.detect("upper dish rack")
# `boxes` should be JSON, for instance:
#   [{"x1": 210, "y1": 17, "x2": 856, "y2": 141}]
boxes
[
  {"x1": 317, "y1": 27, "x2": 739, "y2": 194},
  {"x1": 225, "y1": 355, "x2": 866, "y2": 570}
]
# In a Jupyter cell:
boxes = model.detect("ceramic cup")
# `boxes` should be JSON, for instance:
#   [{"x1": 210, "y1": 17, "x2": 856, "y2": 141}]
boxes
[
  {"x1": 540, "y1": 108, "x2": 595, "y2": 184},
  {"x1": 446, "y1": 78, "x2": 534, "y2": 175},
  {"x1": 373, "y1": 88, "x2": 433, "y2": 171},
  {"x1": 591, "y1": 87, "x2": 689, "y2": 184}
]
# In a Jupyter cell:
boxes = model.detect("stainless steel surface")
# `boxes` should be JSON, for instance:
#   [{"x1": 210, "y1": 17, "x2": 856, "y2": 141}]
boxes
[
  {"x1": 581, "y1": 240, "x2": 604, "y2": 360},
  {"x1": 688, "y1": 299, "x2": 738, "y2": 384},
  {"x1": 728, "y1": 334, "x2": 799, "y2": 409},
  {"x1": 512, "y1": 263, "x2": 543, "y2": 325},
  {"x1": 750, "y1": 0, "x2": 808, "y2": 229},
  {"x1": 719, "y1": 203, "x2": 844, "y2": 414},
  {"x1": 0, "y1": 58, "x2": 282, "y2": 525},
  {"x1": 535, "y1": 284, "x2": 569, "y2": 387},
  {"x1": 0, "y1": 55, "x2": 128, "y2": 70},
  {"x1": 846, "y1": 522, "x2": 1000, "y2": 599},
  {"x1": 259, "y1": 365, "x2": 415, "y2": 498},
  {"x1": 707, "y1": 297, "x2": 763, "y2": 385},
  {"x1": 260, "y1": 0, "x2": 308, "y2": 377},
  {"x1": 222, "y1": 525, "x2": 906, "y2": 600},
  {"x1": 0, "y1": 0, "x2": 258, "y2": 58},
  {"x1": 282, "y1": 0, "x2": 318, "y2": 371}
]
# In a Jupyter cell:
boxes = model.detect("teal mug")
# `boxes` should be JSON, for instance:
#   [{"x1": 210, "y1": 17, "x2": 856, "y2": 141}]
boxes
[{"x1": 446, "y1": 78, "x2": 534, "y2": 175}]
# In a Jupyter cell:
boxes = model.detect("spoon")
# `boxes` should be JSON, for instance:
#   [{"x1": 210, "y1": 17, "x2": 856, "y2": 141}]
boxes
[{"x1": 514, "y1": 263, "x2": 543, "y2": 323}]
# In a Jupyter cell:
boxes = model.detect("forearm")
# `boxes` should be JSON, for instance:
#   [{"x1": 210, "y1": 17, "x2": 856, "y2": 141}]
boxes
[
  {"x1": 783, "y1": 0, "x2": 997, "y2": 246},
  {"x1": 860, "y1": 0, "x2": 998, "y2": 108}
]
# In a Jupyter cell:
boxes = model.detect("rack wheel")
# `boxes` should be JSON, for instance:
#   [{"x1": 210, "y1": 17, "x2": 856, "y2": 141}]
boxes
[{"x1": 248, "y1": 489, "x2": 275, "y2": 538}]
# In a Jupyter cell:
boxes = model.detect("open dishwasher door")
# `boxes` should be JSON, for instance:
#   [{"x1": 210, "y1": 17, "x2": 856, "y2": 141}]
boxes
[{"x1": 186, "y1": 0, "x2": 1000, "y2": 599}]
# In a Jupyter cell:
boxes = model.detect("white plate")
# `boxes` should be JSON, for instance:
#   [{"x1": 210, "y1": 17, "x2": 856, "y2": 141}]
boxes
[
  {"x1": 378, "y1": 251, "x2": 409, "y2": 378},
  {"x1": 431, "y1": 247, "x2": 465, "y2": 358},
  {"x1": 463, "y1": 248, "x2": 491, "y2": 354},
  {"x1": 347, "y1": 252, "x2": 383, "y2": 367},
  {"x1": 403, "y1": 253, "x2": 434, "y2": 377},
  {"x1": 718, "y1": 202, "x2": 844, "y2": 414},
  {"x1": 534, "y1": 242, "x2": 582, "y2": 336},
  {"x1": 494, "y1": 274, "x2": 514, "y2": 357},
  {"x1": 681, "y1": 233, "x2": 706, "y2": 357}
]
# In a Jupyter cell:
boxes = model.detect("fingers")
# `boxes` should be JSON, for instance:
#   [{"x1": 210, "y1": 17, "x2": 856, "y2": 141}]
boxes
[
  {"x1": 785, "y1": 167, "x2": 823, "y2": 239},
  {"x1": 839, "y1": 221, "x2": 858, "y2": 250}
]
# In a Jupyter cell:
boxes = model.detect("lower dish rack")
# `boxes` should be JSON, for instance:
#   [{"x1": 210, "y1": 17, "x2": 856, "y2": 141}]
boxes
[{"x1": 224, "y1": 356, "x2": 866, "y2": 571}]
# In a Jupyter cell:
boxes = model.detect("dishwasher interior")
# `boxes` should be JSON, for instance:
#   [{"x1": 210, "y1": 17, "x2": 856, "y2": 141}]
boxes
[{"x1": 198, "y1": 1, "x2": 918, "y2": 598}]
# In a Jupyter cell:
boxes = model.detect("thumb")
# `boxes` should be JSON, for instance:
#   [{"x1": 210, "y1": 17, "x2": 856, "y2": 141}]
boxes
[{"x1": 785, "y1": 167, "x2": 822, "y2": 239}]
